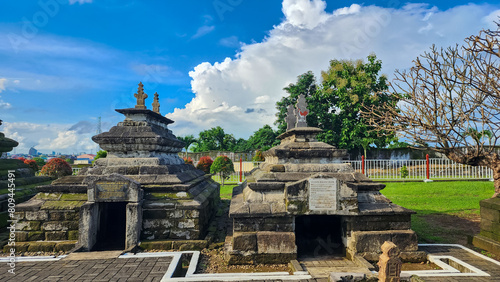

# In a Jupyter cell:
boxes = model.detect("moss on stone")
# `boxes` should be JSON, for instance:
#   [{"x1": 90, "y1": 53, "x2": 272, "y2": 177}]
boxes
[
  {"x1": 2, "y1": 242, "x2": 29, "y2": 253},
  {"x1": 286, "y1": 200, "x2": 308, "y2": 214},
  {"x1": 27, "y1": 231, "x2": 45, "y2": 241},
  {"x1": 147, "y1": 192, "x2": 192, "y2": 199},
  {"x1": 139, "y1": 240, "x2": 174, "y2": 250},
  {"x1": 34, "y1": 193, "x2": 62, "y2": 200},
  {"x1": 27, "y1": 241, "x2": 56, "y2": 252},
  {"x1": 68, "y1": 230, "x2": 79, "y2": 240},
  {"x1": 40, "y1": 200, "x2": 86, "y2": 210},
  {"x1": 55, "y1": 241, "x2": 77, "y2": 252},
  {"x1": 60, "y1": 193, "x2": 87, "y2": 201}
]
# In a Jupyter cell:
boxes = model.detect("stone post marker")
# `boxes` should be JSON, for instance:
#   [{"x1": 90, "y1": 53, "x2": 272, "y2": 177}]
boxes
[
  {"x1": 152, "y1": 92, "x2": 160, "y2": 114},
  {"x1": 295, "y1": 94, "x2": 308, "y2": 128},
  {"x1": 134, "y1": 82, "x2": 148, "y2": 109},
  {"x1": 378, "y1": 241, "x2": 402, "y2": 282}
]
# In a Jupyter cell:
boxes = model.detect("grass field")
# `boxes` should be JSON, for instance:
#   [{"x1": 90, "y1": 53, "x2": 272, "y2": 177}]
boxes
[{"x1": 381, "y1": 181, "x2": 494, "y2": 244}]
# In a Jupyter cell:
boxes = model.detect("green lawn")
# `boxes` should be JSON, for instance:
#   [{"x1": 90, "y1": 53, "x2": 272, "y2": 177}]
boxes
[
  {"x1": 220, "y1": 184, "x2": 239, "y2": 200},
  {"x1": 381, "y1": 181, "x2": 494, "y2": 244},
  {"x1": 381, "y1": 181, "x2": 493, "y2": 215}
]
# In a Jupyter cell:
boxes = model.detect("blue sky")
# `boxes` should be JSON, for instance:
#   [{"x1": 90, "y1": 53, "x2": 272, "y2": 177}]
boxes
[{"x1": 1, "y1": 0, "x2": 499, "y2": 154}]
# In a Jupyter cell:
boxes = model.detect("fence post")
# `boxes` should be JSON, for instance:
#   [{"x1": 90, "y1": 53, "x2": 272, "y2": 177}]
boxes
[
  {"x1": 426, "y1": 154, "x2": 430, "y2": 180},
  {"x1": 239, "y1": 157, "x2": 242, "y2": 183},
  {"x1": 362, "y1": 155, "x2": 365, "y2": 175}
]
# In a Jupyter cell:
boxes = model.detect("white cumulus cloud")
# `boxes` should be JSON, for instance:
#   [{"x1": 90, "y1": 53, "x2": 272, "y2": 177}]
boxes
[
  {"x1": 2, "y1": 121, "x2": 97, "y2": 154},
  {"x1": 167, "y1": 1, "x2": 499, "y2": 139},
  {"x1": 0, "y1": 95, "x2": 11, "y2": 109}
]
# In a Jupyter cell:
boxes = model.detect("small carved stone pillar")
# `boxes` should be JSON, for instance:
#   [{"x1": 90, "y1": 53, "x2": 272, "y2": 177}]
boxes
[
  {"x1": 378, "y1": 241, "x2": 402, "y2": 282},
  {"x1": 295, "y1": 94, "x2": 308, "y2": 128},
  {"x1": 134, "y1": 82, "x2": 148, "y2": 109},
  {"x1": 152, "y1": 92, "x2": 160, "y2": 114},
  {"x1": 286, "y1": 105, "x2": 296, "y2": 131}
]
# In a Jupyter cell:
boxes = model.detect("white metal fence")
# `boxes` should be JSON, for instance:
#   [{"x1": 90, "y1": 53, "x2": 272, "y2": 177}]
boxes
[
  {"x1": 69, "y1": 159, "x2": 492, "y2": 183},
  {"x1": 344, "y1": 158, "x2": 493, "y2": 180}
]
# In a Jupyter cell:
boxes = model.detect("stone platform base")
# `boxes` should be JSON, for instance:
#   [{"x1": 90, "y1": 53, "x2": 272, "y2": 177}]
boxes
[
  {"x1": 474, "y1": 197, "x2": 500, "y2": 256},
  {"x1": 3, "y1": 241, "x2": 76, "y2": 253},
  {"x1": 473, "y1": 235, "x2": 500, "y2": 257},
  {"x1": 224, "y1": 234, "x2": 297, "y2": 265},
  {"x1": 139, "y1": 239, "x2": 208, "y2": 251}
]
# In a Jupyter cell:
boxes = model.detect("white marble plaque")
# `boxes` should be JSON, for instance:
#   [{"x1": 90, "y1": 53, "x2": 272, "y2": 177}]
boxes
[{"x1": 308, "y1": 178, "x2": 337, "y2": 211}]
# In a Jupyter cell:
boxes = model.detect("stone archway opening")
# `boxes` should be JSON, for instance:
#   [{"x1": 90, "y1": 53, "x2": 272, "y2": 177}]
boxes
[
  {"x1": 295, "y1": 215, "x2": 344, "y2": 258},
  {"x1": 93, "y1": 202, "x2": 127, "y2": 251}
]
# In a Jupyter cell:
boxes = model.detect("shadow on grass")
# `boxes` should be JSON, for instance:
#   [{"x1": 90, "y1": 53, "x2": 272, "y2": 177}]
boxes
[{"x1": 411, "y1": 211, "x2": 480, "y2": 245}]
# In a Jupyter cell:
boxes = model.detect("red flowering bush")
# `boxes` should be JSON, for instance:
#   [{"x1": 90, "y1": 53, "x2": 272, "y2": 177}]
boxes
[
  {"x1": 183, "y1": 157, "x2": 194, "y2": 166},
  {"x1": 40, "y1": 158, "x2": 73, "y2": 178},
  {"x1": 24, "y1": 159, "x2": 39, "y2": 171},
  {"x1": 196, "y1": 156, "x2": 213, "y2": 174}
]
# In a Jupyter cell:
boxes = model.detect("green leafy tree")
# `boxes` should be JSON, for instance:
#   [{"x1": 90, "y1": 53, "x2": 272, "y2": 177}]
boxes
[
  {"x1": 210, "y1": 155, "x2": 234, "y2": 186},
  {"x1": 33, "y1": 157, "x2": 46, "y2": 168},
  {"x1": 247, "y1": 125, "x2": 278, "y2": 151},
  {"x1": 193, "y1": 126, "x2": 235, "y2": 152},
  {"x1": 229, "y1": 138, "x2": 249, "y2": 152},
  {"x1": 95, "y1": 150, "x2": 107, "y2": 160},
  {"x1": 311, "y1": 54, "x2": 399, "y2": 151},
  {"x1": 275, "y1": 71, "x2": 317, "y2": 135},
  {"x1": 177, "y1": 135, "x2": 197, "y2": 157},
  {"x1": 252, "y1": 150, "x2": 265, "y2": 162},
  {"x1": 41, "y1": 158, "x2": 73, "y2": 178},
  {"x1": 196, "y1": 156, "x2": 213, "y2": 174}
]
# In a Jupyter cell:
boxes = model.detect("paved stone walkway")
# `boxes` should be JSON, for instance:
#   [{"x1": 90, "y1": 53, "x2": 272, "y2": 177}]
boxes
[
  {"x1": 0, "y1": 246, "x2": 499, "y2": 281},
  {"x1": 299, "y1": 255, "x2": 372, "y2": 279},
  {"x1": 419, "y1": 245, "x2": 500, "y2": 282},
  {"x1": 0, "y1": 255, "x2": 172, "y2": 282}
]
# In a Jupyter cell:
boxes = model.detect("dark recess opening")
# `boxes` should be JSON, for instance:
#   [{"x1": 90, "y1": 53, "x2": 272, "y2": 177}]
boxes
[
  {"x1": 295, "y1": 215, "x2": 343, "y2": 258},
  {"x1": 94, "y1": 202, "x2": 127, "y2": 251}
]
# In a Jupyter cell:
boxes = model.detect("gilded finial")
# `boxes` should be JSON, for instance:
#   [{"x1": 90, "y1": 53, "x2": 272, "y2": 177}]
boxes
[
  {"x1": 152, "y1": 92, "x2": 160, "y2": 114},
  {"x1": 134, "y1": 82, "x2": 148, "y2": 109}
]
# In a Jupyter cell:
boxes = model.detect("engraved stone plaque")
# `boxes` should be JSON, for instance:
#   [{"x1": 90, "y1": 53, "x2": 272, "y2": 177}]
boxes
[
  {"x1": 308, "y1": 178, "x2": 337, "y2": 211},
  {"x1": 96, "y1": 181, "x2": 128, "y2": 200}
]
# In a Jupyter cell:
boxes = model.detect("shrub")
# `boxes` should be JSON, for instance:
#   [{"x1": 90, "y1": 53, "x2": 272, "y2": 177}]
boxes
[
  {"x1": 33, "y1": 157, "x2": 46, "y2": 168},
  {"x1": 253, "y1": 150, "x2": 265, "y2": 162},
  {"x1": 183, "y1": 157, "x2": 194, "y2": 166},
  {"x1": 41, "y1": 158, "x2": 73, "y2": 178},
  {"x1": 210, "y1": 155, "x2": 234, "y2": 186},
  {"x1": 24, "y1": 159, "x2": 39, "y2": 172},
  {"x1": 196, "y1": 156, "x2": 213, "y2": 174},
  {"x1": 400, "y1": 165, "x2": 409, "y2": 179}
]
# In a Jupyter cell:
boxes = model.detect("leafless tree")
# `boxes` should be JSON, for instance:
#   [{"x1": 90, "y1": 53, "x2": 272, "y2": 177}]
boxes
[{"x1": 362, "y1": 23, "x2": 500, "y2": 197}]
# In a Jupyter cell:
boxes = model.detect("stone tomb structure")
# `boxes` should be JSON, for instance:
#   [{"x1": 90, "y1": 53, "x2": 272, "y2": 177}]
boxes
[
  {"x1": 226, "y1": 95, "x2": 422, "y2": 264},
  {"x1": 14, "y1": 83, "x2": 220, "y2": 251}
]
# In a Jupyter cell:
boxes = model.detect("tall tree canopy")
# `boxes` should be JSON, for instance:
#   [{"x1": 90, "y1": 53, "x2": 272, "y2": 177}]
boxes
[
  {"x1": 275, "y1": 55, "x2": 400, "y2": 154},
  {"x1": 192, "y1": 126, "x2": 237, "y2": 152},
  {"x1": 177, "y1": 135, "x2": 197, "y2": 156},
  {"x1": 363, "y1": 24, "x2": 500, "y2": 197},
  {"x1": 246, "y1": 125, "x2": 278, "y2": 151}
]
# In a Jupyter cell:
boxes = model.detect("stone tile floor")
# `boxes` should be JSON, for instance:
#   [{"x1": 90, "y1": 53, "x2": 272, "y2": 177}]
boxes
[
  {"x1": 0, "y1": 255, "x2": 172, "y2": 282},
  {"x1": 0, "y1": 245, "x2": 499, "y2": 281}
]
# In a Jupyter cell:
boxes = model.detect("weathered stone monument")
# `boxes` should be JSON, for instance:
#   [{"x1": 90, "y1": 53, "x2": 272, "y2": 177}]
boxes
[
  {"x1": 13, "y1": 83, "x2": 220, "y2": 251},
  {"x1": 473, "y1": 197, "x2": 500, "y2": 256},
  {"x1": 226, "y1": 95, "x2": 422, "y2": 264},
  {"x1": 378, "y1": 241, "x2": 402, "y2": 282}
]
